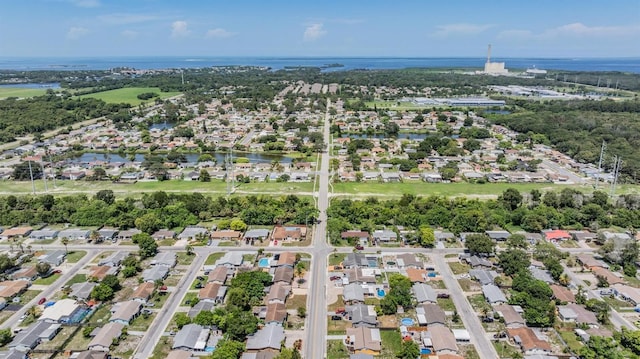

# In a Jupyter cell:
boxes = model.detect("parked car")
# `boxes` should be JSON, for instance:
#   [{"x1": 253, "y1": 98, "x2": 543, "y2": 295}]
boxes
[
  {"x1": 482, "y1": 317, "x2": 494, "y2": 323},
  {"x1": 437, "y1": 293, "x2": 450, "y2": 299},
  {"x1": 18, "y1": 314, "x2": 26, "y2": 322},
  {"x1": 52, "y1": 269, "x2": 62, "y2": 274},
  {"x1": 329, "y1": 276, "x2": 341, "y2": 281},
  {"x1": 38, "y1": 297, "x2": 46, "y2": 305},
  {"x1": 335, "y1": 308, "x2": 346, "y2": 314},
  {"x1": 331, "y1": 315, "x2": 342, "y2": 320},
  {"x1": 354, "y1": 245, "x2": 364, "y2": 250},
  {"x1": 334, "y1": 266, "x2": 343, "y2": 270}
]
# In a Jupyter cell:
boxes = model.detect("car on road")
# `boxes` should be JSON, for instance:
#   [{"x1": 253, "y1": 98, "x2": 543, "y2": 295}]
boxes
[
  {"x1": 329, "y1": 276, "x2": 342, "y2": 281},
  {"x1": 38, "y1": 297, "x2": 46, "y2": 305},
  {"x1": 18, "y1": 314, "x2": 26, "y2": 322},
  {"x1": 437, "y1": 293, "x2": 450, "y2": 299},
  {"x1": 52, "y1": 269, "x2": 62, "y2": 274},
  {"x1": 354, "y1": 245, "x2": 364, "y2": 250}
]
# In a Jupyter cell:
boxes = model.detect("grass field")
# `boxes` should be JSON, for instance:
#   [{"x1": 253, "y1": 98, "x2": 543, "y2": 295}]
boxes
[
  {"x1": 0, "y1": 87, "x2": 49, "y2": 99},
  {"x1": 77, "y1": 87, "x2": 181, "y2": 105}
]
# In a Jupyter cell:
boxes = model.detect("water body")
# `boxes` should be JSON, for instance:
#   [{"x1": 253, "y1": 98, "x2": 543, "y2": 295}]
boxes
[
  {"x1": 0, "y1": 82, "x2": 61, "y2": 89},
  {"x1": 0, "y1": 57, "x2": 638, "y2": 73},
  {"x1": 347, "y1": 133, "x2": 427, "y2": 140},
  {"x1": 71, "y1": 152, "x2": 292, "y2": 164},
  {"x1": 149, "y1": 122, "x2": 175, "y2": 130}
]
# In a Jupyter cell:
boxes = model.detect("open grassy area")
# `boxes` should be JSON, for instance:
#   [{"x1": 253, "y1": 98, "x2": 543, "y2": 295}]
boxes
[
  {"x1": 327, "y1": 316, "x2": 349, "y2": 334},
  {"x1": 0, "y1": 179, "x2": 314, "y2": 196},
  {"x1": 329, "y1": 253, "x2": 346, "y2": 266},
  {"x1": 33, "y1": 273, "x2": 61, "y2": 285},
  {"x1": 65, "y1": 274, "x2": 87, "y2": 287},
  {"x1": 449, "y1": 262, "x2": 470, "y2": 275},
  {"x1": 0, "y1": 87, "x2": 49, "y2": 99},
  {"x1": 332, "y1": 182, "x2": 610, "y2": 198},
  {"x1": 176, "y1": 252, "x2": 194, "y2": 266},
  {"x1": 328, "y1": 295, "x2": 345, "y2": 312},
  {"x1": 286, "y1": 294, "x2": 307, "y2": 310},
  {"x1": 437, "y1": 297, "x2": 456, "y2": 312},
  {"x1": 151, "y1": 336, "x2": 174, "y2": 359},
  {"x1": 129, "y1": 312, "x2": 156, "y2": 331},
  {"x1": 558, "y1": 328, "x2": 583, "y2": 353},
  {"x1": 88, "y1": 305, "x2": 111, "y2": 325},
  {"x1": 468, "y1": 293, "x2": 491, "y2": 312},
  {"x1": 77, "y1": 87, "x2": 181, "y2": 105},
  {"x1": 380, "y1": 329, "x2": 402, "y2": 358},
  {"x1": 327, "y1": 340, "x2": 349, "y2": 359},
  {"x1": 205, "y1": 252, "x2": 225, "y2": 265},
  {"x1": 66, "y1": 250, "x2": 87, "y2": 263}
]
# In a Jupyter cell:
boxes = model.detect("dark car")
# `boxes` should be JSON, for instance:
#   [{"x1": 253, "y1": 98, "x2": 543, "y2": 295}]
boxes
[
  {"x1": 437, "y1": 293, "x2": 450, "y2": 299},
  {"x1": 355, "y1": 245, "x2": 364, "y2": 250},
  {"x1": 329, "y1": 276, "x2": 341, "y2": 281},
  {"x1": 38, "y1": 297, "x2": 46, "y2": 305},
  {"x1": 195, "y1": 282, "x2": 204, "y2": 289},
  {"x1": 482, "y1": 317, "x2": 494, "y2": 323},
  {"x1": 196, "y1": 276, "x2": 205, "y2": 281},
  {"x1": 331, "y1": 315, "x2": 342, "y2": 320},
  {"x1": 52, "y1": 270, "x2": 62, "y2": 274}
]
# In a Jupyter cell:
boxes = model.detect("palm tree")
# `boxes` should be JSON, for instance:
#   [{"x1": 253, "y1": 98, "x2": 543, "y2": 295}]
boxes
[
  {"x1": 27, "y1": 245, "x2": 32, "y2": 254},
  {"x1": 61, "y1": 237, "x2": 69, "y2": 254},
  {"x1": 559, "y1": 273, "x2": 571, "y2": 286},
  {"x1": 185, "y1": 245, "x2": 194, "y2": 256}
]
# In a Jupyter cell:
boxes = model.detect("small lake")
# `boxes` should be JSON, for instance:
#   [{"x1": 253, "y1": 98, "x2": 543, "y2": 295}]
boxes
[
  {"x1": 71, "y1": 152, "x2": 293, "y2": 164},
  {"x1": 0, "y1": 82, "x2": 61, "y2": 89},
  {"x1": 347, "y1": 133, "x2": 428, "y2": 140}
]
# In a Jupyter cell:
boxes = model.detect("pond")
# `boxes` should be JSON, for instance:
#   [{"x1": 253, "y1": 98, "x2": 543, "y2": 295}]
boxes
[{"x1": 71, "y1": 152, "x2": 293, "y2": 164}]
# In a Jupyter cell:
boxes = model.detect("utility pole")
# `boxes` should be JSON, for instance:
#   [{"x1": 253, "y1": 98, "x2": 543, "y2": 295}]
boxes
[
  {"x1": 40, "y1": 161, "x2": 48, "y2": 193},
  {"x1": 610, "y1": 156, "x2": 622, "y2": 198},
  {"x1": 28, "y1": 160, "x2": 35, "y2": 194},
  {"x1": 594, "y1": 141, "x2": 606, "y2": 189}
]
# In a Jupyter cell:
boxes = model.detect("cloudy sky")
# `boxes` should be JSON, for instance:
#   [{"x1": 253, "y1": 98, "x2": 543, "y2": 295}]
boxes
[{"x1": 1, "y1": 0, "x2": 639, "y2": 57}]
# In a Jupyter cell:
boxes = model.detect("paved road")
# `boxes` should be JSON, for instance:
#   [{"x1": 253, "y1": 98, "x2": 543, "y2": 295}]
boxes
[
  {"x1": 305, "y1": 98, "x2": 332, "y2": 359},
  {"x1": 541, "y1": 160, "x2": 586, "y2": 184},
  {"x1": 0, "y1": 250, "x2": 98, "y2": 330},
  {"x1": 134, "y1": 251, "x2": 206, "y2": 359},
  {"x1": 434, "y1": 254, "x2": 499, "y2": 359},
  {"x1": 562, "y1": 263, "x2": 634, "y2": 331}
]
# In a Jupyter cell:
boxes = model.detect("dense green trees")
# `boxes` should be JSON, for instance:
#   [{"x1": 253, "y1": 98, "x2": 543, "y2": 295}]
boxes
[
  {"x1": 133, "y1": 233, "x2": 158, "y2": 258},
  {"x1": 509, "y1": 271, "x2": 555, "y2": 327},
  {"x1": 465, "y1": 234, "x2": 495, "y2": 257},
  {"x1": 380, "y1": 274, "x2": 413, "y2": 315}
]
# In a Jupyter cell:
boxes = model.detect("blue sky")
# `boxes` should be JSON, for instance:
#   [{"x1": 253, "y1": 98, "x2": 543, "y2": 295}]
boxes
[{"x1": 1, "y1": 0, "x2": 639, "y2": 57}]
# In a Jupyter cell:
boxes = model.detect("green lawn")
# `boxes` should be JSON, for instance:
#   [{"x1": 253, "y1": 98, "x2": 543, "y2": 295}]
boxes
[
  {"x1": 65, "y1": 274, "x2": 87, "y2": 287},
  {"x1": 176, "y1": 252, "x2": 195, "y2": 266},
  {"x1": 468, "y1": 294, "x2": 491, "y2": 312},
  {"x1": 437, "y1": 297, "x2": 456, "y2": 311},
  {"x1": 558, "y1": 329, "x2": 583, "y2": 353},
  {"x1": 77, "y1": 87, "x2": 181, "y2": 105},
  {"x1": 327, "y1": 340, "x2": 349, "y2": 359},
  {"x1": 449, "y1": 262, "x2": 470, "y2": 275},
  {"x1": 332, "y1": 182, "x2": 640, "y2": 198},
  {"x1": 88, "y1": 305, "x2": 111, "y2": 325},
  {"x1": 380, "y1": 329, "x2": 402, "y2": 358},
  {"x1": 0, "y1": 87, "x2": 49, "y2": 99},
  {"x1": 66, "y1": 250, "x2": 87, "y2": 263},
  {"x1": 17, "y1": 289, "x2": 41, "y2": 304},
  {"x1": 33, "y1": 273, "x2": 61, "y2": 285},
  {"x1": 329, "y1": 253, "x2": 346, "y2": 266},
  {"x1": 205, "y1": 252, "x2": 225, "y2": 265},
  {"x1": 151, "y1": 337, "x2": 174, "y2": 359}
]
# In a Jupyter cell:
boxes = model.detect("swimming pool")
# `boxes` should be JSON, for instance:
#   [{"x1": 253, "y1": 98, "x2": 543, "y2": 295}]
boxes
[
  {"x1": 420, "y1": 348, "x2": 432, "y2": 355},
  {"x1": 377, "y1": 289, "x2": 386, "y2": 297},
  {"x1": 401, "y1": 318, "x2": 414, "y2": 326},
  {"x1": 258, "y1": 258, "x2": 270, "y2": 268}
]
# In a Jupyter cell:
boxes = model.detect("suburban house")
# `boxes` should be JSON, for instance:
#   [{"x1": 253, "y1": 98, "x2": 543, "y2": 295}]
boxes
[
  {"x1": 482, "y1": 284, "x2": 507, "y2": 304},
  {"x1": 198, "y1": 283, "x2": 227, "y2": 304},
  {"x1": 150, "y1": 252, "x2": 177, "y2": 267},
  {"x1": 214, "y1": 252, "x2": 244, "y2": 268},
  {"x1": 485, "y1": 230, "x2": 510, "y2": 241},
  {"x1": 343, "y1": 283, "x2": 365, "y2": 304},
  {"x1": 345, "y1": 327, "x2": 381, "y2": 355},
  {"x1": 413, "y1": 283, "x2": 437, "y2": 304},
  {"x1": 343, "y1": 253, "x2": 369, "y2": 269},
  {"x1": 0, "y1": 280, "x2": 29, "y2": 299},
  {"x1": 152, "y1": 229, "x2": 176, "y2": 241},
  {"x1": 28, "y1": 229, "x2": 59, "y2": 241},
  {"x1": 172, "y1": 324, "x2": 210, "y2": 351},
  {"x1": 245, "y1": 323, "x2": 285, "y2": 351},
  {"x1": 405, "y1": 268, "x2": 427, "y2": 283},
  {"x1": 131, "y1": 282, "x2": 155, "y2": 304},
  {"x1": 58, "y1": 229, "x2": 91, "y2": 241},
  {"x1": 612, "y1": 284, "x2": 640, "y2": 307},
  {"x1": 558, "y1": 304, "x2": 599, "y2": 326},
  {"x1": 543, "y1": 229, "x2": 572, "y2": 242},
  {"x1": 396, "y1": 253, "x2": 423, "y2": 269},
  {"x1": 271, "y1": 225, "x2": 306, "y2": 241},
  {"x1": 210, "y1": 230, "x2": 243, "y2": 241},
  {"x1": 592, "y1": 267, "x2": 624, "y2": 285},
  {"x1": 98, "y1": 252, "x2": 129, "y2": 267},
  {"x1": 109, "y1": 300, "x2": 142, "y2": 325},
  {"x1": 341, "y1": 231, "x2": 370, "y2": 247},
  {"x1": 9, "y1": 321, "x2": 61, "y2": 352},
  {"x1": 11, "y1": 267, "x2": 38, "y2": 281},
  {"x1": 70, "y1": 282, "x2": 98, "y2": 301},
  {"x1": 264, "y1": 302, "x2": 287, "y2": 325},
  {"x1": 273, "y1": 266, "x2": 294, "y2": 284},
  {"x1": 178, "y1": 226, "x2": 209, "y2": 241},
  {"x1": 428, "y1": 326, "x2": 458, "y2": 355},
  {"x1": 344, "y1": 268, "x2": 376, "y2": 284},
  {"x1": 576, "y1": 254, "x2": 608, "y2": 270},
  {"x1": 347, "y1": 304, "x2": 378, "y2": 328},
  {"x1": 0, "y1": 227, "x2": 32, "y2": 241},
  {"x1": 494, "y1": 304, "x2": 526, "y2": 328},
  {"x1": 244, "y1": 229, "x2": 270, "y2": 243},
  {"x1": 418, "y1": 303, "x2": 447, "y2": 326},
  {"x1": 372, "y1": 229, "x2": 397, "y2": 243},
  {"x1": 550, "y1": 285, "x2": 576, "y2": 303},
  {"x1": 188, "y1": 301, "x2": 215, "y2": 319},
  {"x1": 89, "y1": 266, "x2": 119, "y2": 281},
  {"x1": 39, "y1": 250, "x2": 67, "y2": 266},
  {"x1": 117, "y1": 229, "x2": 141, "y2": 241},
  {"x1": 275, "y1": 252, "x2": 297, "y2": 267},
  {"x1": 88, "y1": 322, "x2": 124, "y2": 352},
  {"x1": 142, "y1": 266, "x2": 169, "y2": 283},
  {"x1": 266, "y1": 282, "x2": 291, "y2": 305},
  {"x1": 207, "y1": 266, "x2": 229, "y2": 285},
  {"x1": 506, "y1": 327, "x2": 552, "y2": 355},
  {"x1": 39, "y1": 299, "x2": 85, "y2": 324}
]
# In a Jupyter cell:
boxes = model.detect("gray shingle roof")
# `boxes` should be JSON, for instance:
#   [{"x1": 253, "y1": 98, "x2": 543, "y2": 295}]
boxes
[{"x1": 245, "y1": 323, "x2": 285, "y2": 350}]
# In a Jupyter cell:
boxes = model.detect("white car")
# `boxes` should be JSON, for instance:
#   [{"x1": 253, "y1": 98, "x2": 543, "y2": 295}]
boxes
[{"x1": 17, "y1": 314, "x2": 26, "y2": 322}]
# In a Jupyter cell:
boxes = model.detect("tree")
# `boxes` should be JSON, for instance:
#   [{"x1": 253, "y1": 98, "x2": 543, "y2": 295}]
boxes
[
  {"x1": 82, "y1": 326, "x2": 95, "y2": 338},
  {"x1": 396, "y1": 340, "x2": 420, "y2": 359},
  {"x1": 579, "y1": 336, "x2": 627, "y2": 359},
  {"x1": 620, "y1": 328, "x2": 640, "y2": 355},
  {"x1": 95, "y1": 189, "x2": 115, "y2": 205},
  {"x1": 210, "y1": 340, "x2": 244, "y2": 359},
  {"x1": 223, "y1": 310, "x2": 259, "y2": 341},
  {"x1": 194, "y1": 310, "x2": 216, "y2": 326},
  {"x1": 499, "y1": 188, "x2": 523, "y2": 211},
  {"x1": 506, "y1": 234, "x2": 528, "y2": 249},
  {"x1": 465, "y1": 234, "x2": 495, "y2": 256},
  {"x1": 229, "y1": 219, "x2": 247, "y2": 231},
  {"x1": 61, "y1": 237, "x2": 69, "y2": 254},
  {"x1": 418, "y1": 225, "x2": 435, "y2": 247},
  {"x1": 91, "y1": 283, "x2": 114, "y2": 301},
  {"x1": 36, "y1": 262, "x2": 51, "y2": 276},
  {"x1": 134, "y1": 212, "x2": 162, "y2": 234},
  {"x1": 585, "y1": 299, "x2": 610, "y2": 324},
  {"x1": 134, "y1": 233, "x2": 158, "y2": 258},
  {"x1": 0, "y1": 329, "x2": 12, "y2": 346},
  {"x1": 12, "y1": 161, "x2": 43, "y2": 180},
  {"x1": 102, "y1": 274, "x2": 121, "y2": 291},
  {"x1": 274, "y1": 348, "x2": 303, "y2": 359},
  {"x1": 186, "y1": 245, "x2": 194, "y2": 256},
  {"x1": 297, "y1": 306, "x2": 306, "y2": 318},
  {"x1": 199, "y1": 169, "x2": 211, "y2": 182},
  {"x1": 498, "y1": 249, "x2": 530, "y2": 276},
  {"x1": 174, "y1": 312, "x2": 191, "y2": 329}
]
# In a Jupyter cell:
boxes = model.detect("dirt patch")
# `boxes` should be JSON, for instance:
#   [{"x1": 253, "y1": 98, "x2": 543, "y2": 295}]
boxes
[{"x1": 379, "y1": 314, "x2": 398, "y2": 329}]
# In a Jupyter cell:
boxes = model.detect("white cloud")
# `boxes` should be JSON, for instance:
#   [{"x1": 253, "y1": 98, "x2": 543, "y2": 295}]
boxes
[
  {"x1": 303, "y1": 23, "x2": 326, "y2": 41},
  {"x1": 67, "y1": 26, "x2": 89, "y2": 40},
  {"x1": 206, "y1": 28, "x2": 233, "y2": 38},
  {"x1": 432, "y1": 23, "x2": 494, "y2": 37},
  {"x1": 99, "y1": 13, "x2": 160, "y2": 25},
  {"x1": 70, "y1": 0, "x2": 100, "y2": 8},
  {"x1": 121, "y1": 30, "x2": 138, "y2": 39},
  {"x1": 499, "y1": 23, "x2": 640, "y2": 40},
  {"x1": 171, "y1": 21, "x2": 190, "y2": 38}
]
